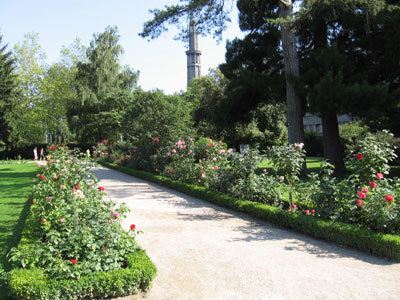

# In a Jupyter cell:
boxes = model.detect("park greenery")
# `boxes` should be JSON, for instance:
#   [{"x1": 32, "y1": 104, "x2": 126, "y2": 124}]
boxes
[
  {"x1": 1, "y1": 1, "x2": 400, "y2": 291},
  {"x1": 6, "y1": 147, "x2": 156, "y2": 299}
]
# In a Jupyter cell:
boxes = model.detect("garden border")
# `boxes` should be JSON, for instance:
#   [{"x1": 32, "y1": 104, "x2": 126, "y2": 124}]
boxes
[
  {"x1": 101, "y1": 161, "x2": 400, "y2": 262},
  {"x1": 7, "y1": 185, "x2": 157, "y2": 300}
]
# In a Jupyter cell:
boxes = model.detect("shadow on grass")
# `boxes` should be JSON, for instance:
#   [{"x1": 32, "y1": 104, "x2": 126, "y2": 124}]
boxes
[
  {"x1": 0, "y1": 198, "x2": 31, "y2": 300},
  {"x1": 0, "y1": 165, "x2": 36, "y2": 300}
]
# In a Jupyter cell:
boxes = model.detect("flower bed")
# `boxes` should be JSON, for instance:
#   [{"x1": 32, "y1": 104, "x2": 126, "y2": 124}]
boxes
[
  {"x1": 95, "y1": 131, "x2": 400, "y2": 236},
  {"x1": 7, "y1": 146, "x2": 156, "y2": 299}
]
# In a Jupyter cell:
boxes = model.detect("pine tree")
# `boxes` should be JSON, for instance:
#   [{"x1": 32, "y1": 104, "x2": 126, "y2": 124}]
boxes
[{"x1": 0, "y1": 34, "x2": 17, "y2": 150}]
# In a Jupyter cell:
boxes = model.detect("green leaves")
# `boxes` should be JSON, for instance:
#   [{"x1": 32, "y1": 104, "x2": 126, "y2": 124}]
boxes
[{"x1": 8, "y1": 146, "x2": 138, "y2": 280}]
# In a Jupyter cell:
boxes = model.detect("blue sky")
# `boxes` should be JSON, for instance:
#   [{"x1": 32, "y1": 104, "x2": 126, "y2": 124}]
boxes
[{"x1": 0, "y1": 0, "x2": 244, "y2": 94}]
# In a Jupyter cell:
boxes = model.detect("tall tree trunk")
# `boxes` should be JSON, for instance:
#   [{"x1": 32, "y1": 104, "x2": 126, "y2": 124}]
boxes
[
  {"x1": 313, "y1": 8, "x2": 347, "y2": 175},
  {"x1": 320, "y1": 109, "x2": 346, "y2": 175},
  {"x1": 279, "y1": 0, "x2": 305, "y2": 145}
]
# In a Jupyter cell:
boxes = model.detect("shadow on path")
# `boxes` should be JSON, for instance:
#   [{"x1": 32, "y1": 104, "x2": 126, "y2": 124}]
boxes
[{"x1": 92, "y1": 167, "x2": 399, "y2": 267}]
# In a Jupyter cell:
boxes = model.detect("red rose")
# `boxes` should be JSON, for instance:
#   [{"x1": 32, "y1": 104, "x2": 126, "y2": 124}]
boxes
[
  {"x1": 361, "y1": 188, "x2": 368, "y2": 194},
  {"x1": 385, "y1": 195, "x2": 394, "y2": 203},
  {"x1": 357, "y1": 191, "x2": 367, "y2": 199},
  {"x1": 30, "y1": 199, "x2": 34, "y2": 205},
  {"x1": 40, "y1": 175, "x2": 45, "y2": 180},
  {"x1": 51, "y1": 146, "x2": 56, "y2": 150},
  {"x1": 357, "y1": 199, "x2": 363, "y2": 207},
  {"x1": 291, "y1": 204, "x2": 297, "y2": 208},
  {"x1": 369, "y1": 181, "x2": 377, "y2": 189},
  {"x1": 305, "y1": 210, "x2": 310, "y2": 215},
  {"x1": 130, "y1": 224, "x2": 136, "y2": 230},
  {"x1": 98, "y1": 186, "x2": 105, "y2": 191},
  {"x1": 70, "y1": 259, "x2": 78, "y2": 264},
  {"x1": 356, "y1": 153, "x2": 363, "y2": 160},
  {"x1": 311, "y1": 209, "x2": 316, "y2": 214},
  {"x1": 169, "y1": 169, "x2": 173, "y2": 174}
]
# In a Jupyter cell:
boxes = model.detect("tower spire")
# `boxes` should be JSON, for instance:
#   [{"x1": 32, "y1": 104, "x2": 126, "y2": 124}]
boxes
[{"x1": 186, "y1": 19, "x2": 201, "y2": 88}]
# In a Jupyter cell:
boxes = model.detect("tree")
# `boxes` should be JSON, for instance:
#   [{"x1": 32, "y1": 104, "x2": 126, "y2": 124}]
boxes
[
  {"x1": 295, "y1": 0, "x2": 399, "y2": 174},
  {"x1": 0, "y1": 33, "x2": 17, "y2": 151},
  {"x1": 122, "y1": 89, "x2": 194, "y2": 145},
  {"x1": 140, "y1": 0, "x2": 305, "y2": 146},
  {"x1": 67, "y1": 26, "x2": 139, "y2": 143},
  {"x1": 186, "y1": 68, "x2": 227, "y2": 138},
  {"x1": 10, "y1": 32, "x2": 47, "y2": 146}
]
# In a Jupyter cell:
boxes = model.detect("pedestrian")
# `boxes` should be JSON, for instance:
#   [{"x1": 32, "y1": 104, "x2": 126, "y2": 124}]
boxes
[
  {"x1": 40, "y1": 147, "x2": 44, "y2": 161},
  {"x1": 33, "y1": 147, "x2": 38, "y2": 160}
]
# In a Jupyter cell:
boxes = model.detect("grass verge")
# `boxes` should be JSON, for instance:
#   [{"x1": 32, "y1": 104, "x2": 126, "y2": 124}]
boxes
[
  {"x1": 0, "y1": 163, "x2": 38, "y2": 300},
  {"x1": 101, "y1": 161, "x2": 400, "y2": 262}
]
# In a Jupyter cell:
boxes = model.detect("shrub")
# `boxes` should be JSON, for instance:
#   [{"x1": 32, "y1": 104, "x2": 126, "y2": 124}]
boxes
[{"x1": 9, "y1": 146, "x2": 138, "y2": 280}]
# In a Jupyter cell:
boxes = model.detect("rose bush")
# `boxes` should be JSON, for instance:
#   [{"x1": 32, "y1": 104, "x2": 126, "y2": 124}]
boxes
[
  {"x1": 9, "y1": 146, "x2": 139, "y2": 279},
  {"x1": 95, "y1": 131, "x2": 400, "y2": 235}
]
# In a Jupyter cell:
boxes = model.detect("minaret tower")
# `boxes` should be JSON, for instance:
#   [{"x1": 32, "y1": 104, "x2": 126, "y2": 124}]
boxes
[{"x1": 186, "y1": 20, "x2": 202, "y2": 87}]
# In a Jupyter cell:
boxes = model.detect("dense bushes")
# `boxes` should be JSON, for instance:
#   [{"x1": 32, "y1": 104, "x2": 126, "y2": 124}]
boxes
[
  {"x1": 7, "y1": 146, "x2": 156, "y2": 298},
  {"x1": 95, "y1": 131, "x2": 400, "y2": 237}
]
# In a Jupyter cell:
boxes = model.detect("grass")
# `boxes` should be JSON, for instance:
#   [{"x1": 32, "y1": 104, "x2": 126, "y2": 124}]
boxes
[
  {"x1": 0, "y1": 163, "x2": 37, "y2": 300},
  {"x1": 260, "y1": 157, "x2": 400, "y2": 176},
  {"x1": 258, "y1": 157, "x2": 324, "y2": 174}
]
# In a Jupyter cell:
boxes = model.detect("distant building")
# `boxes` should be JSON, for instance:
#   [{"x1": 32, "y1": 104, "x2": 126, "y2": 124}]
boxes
[
  {"x1": 186, "y1": 20, "x2": 201, "y2": 87},
  {"x1": 303, "y1": 113, "x2": 355, "y2": 135}
]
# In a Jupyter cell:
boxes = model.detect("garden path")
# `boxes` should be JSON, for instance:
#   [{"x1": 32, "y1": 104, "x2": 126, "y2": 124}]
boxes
[{"x1": 92, "y1": 166, "x2": 400, "y2": 300}]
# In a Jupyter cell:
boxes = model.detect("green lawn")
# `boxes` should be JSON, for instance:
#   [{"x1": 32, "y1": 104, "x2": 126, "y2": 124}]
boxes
[
  {"x1": 259, "y1": 157, "x2": 324, "y2": 174},
  {"x1": 0, "y1": 163, "x2": 37, "y2": 300}
]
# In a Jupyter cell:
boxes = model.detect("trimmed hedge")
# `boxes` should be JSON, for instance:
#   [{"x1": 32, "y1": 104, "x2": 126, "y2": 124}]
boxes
[
  {"x1": 101, "y1": 161, "x2": 400, "y2": 262},
  {"x1": 8, "y1": 249, "x2": 156, "y2": 300}
]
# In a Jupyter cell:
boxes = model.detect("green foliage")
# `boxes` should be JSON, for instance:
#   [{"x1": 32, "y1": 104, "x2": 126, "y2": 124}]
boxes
[
  {"x1": 8, "y1": 146, "x2": 138, "y2": 280},
  {"x1": 339, "y1": 121, "x2": 370, "y2": 153},
  {"x1": 68, "y1": 26, "x2": 139, "y2": 143},
  {"x1": 8, "y1": 32, "x2": 47, "y2": 146},
  {"x1": 8, "y1": 249, "x2": 157, "y2": 300},
  {"x1": 186, "y1": 69, "x2": 227, "y2": 139},
  {"x1": 102, "y1": 161, "x2": 400, "y2": 262},
  {"x1": 122, "y1": 89, "x2": 194, "y2": 145},
  {"x1": 347, "y1": 130, "x2": 397, "y2": 186},
  {"x1": 0, "y1": 163, "x2": 37, "y2": 300},
  {"x1": 0, "y1": 34, "x2": 17, "y2": 151}
]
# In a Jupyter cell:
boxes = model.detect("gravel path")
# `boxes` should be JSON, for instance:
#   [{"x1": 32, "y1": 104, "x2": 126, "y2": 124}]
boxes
[{"x1": 92, "y1": 166, "x2": 400, "y2": 300}]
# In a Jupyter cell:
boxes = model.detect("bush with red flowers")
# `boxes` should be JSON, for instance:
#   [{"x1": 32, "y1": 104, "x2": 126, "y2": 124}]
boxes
[{"x1": 8, "y1": 146, "x2": 141, "y2": 280}]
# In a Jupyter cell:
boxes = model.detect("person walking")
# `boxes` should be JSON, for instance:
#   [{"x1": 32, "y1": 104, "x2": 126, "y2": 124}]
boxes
[
  {"x1": 40, "y1": 147, "x2": 44, "y2": 160},
  {"x1": 33, "y1": 147, "x2": 38, "y2": 160}
]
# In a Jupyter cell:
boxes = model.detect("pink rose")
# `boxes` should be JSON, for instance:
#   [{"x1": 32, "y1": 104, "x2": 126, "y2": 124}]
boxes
[
  {"x1": 59, "y1": 218, "x2": 64, "y2": 223},
  {"x1": 42, "y1": 218, "x2": 47, "y2": 223},
  {"x1": 263, "y1": 169, "x2": 267, "y2": 173},
  {"x1": 357, "y1": 199, "x2": 363, "y2": 207},
  {"x1": 369, "y1": 182, "x2": 377, "y2": 189},
  {"x1": 113, "y1": 211, "x2": 120, "y2": 218},
  {"x1": 109, "y1": 218, "x2": 114, "y2": 223},
  {"x1": 376, "y1": 173, "x2": 384, "y2": 180}
]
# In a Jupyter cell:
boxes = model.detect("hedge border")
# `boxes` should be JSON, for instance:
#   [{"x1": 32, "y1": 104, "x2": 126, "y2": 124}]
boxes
[
  {"x1": 8, "y1": 249, "x2": 156, "y2": 300},
  {"x1": 7, "y1": 185, "x2": 157, "y2": 300},
  {"x1": 101, "y1": 161, "x2": 400, "y2": 262}
]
